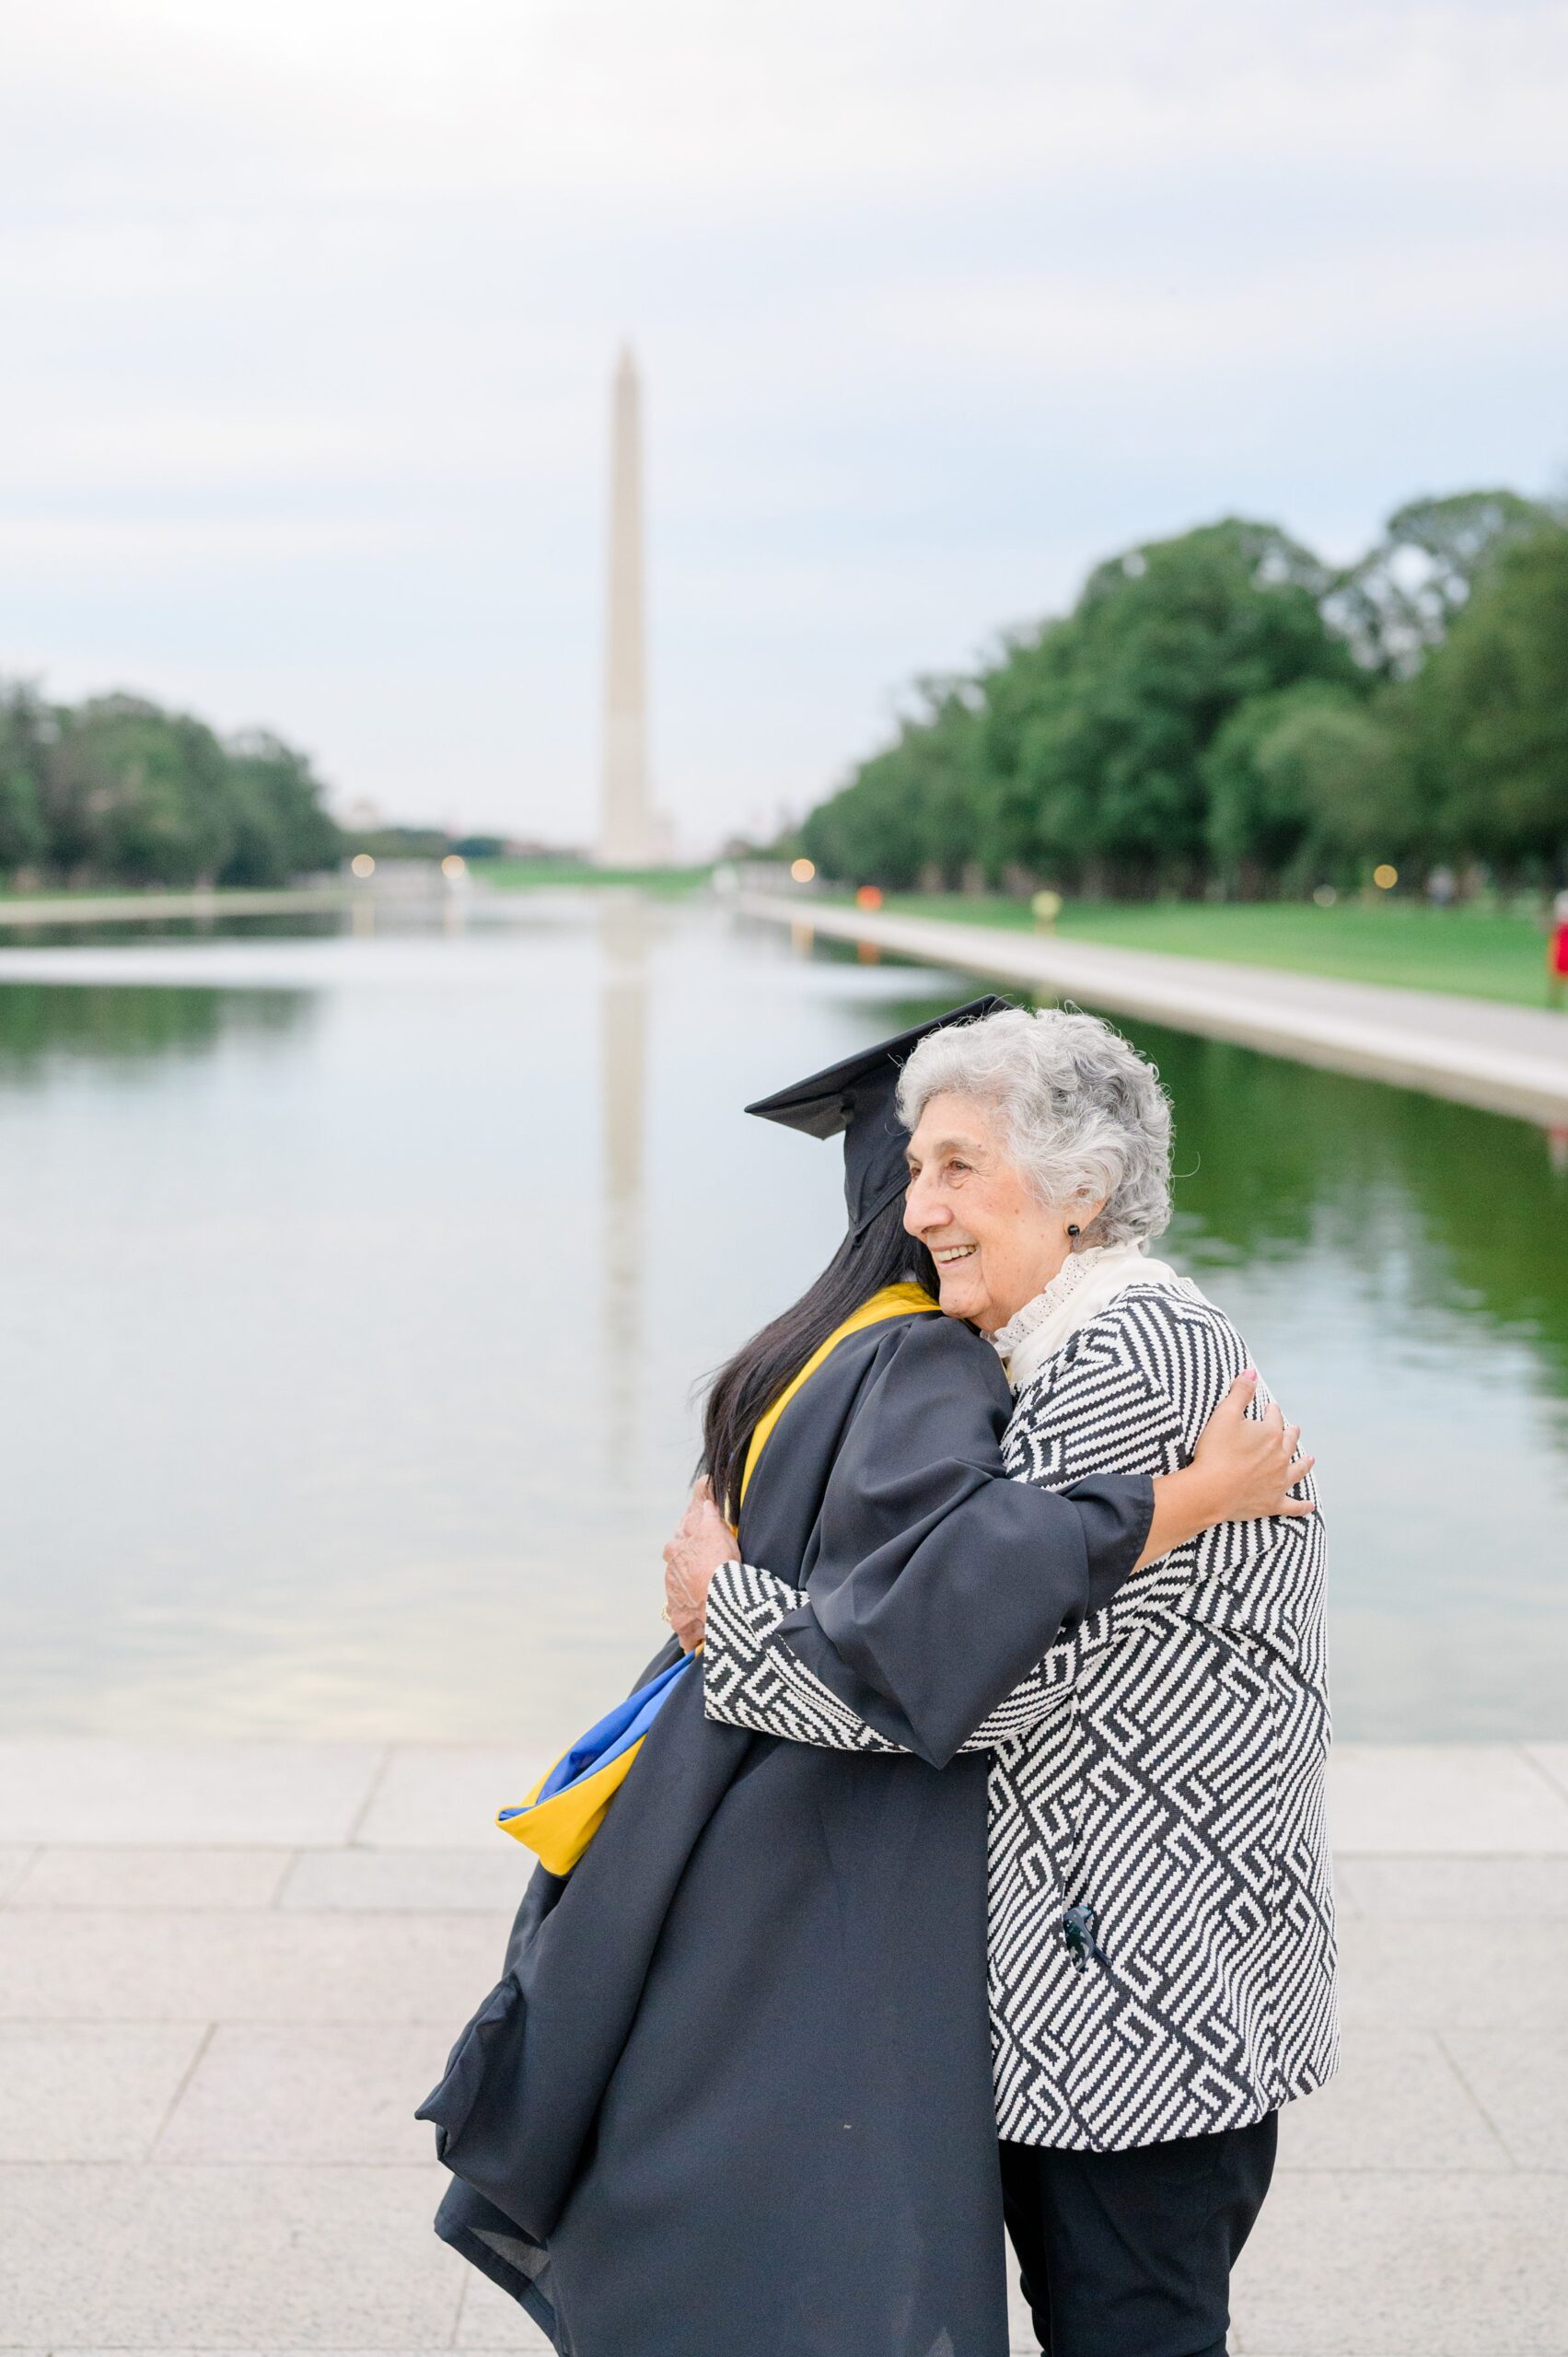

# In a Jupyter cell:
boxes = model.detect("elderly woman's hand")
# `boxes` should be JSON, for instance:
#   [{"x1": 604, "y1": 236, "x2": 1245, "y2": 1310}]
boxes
[
  {"x1": 1139, "y1": 1371, "x2": 1315, "y2": 1566},
  {"x1": 1190, "y1": 1371, "x2": 1315, "y2": 1523},
  {"x1": 662, "y1": 1478, "x2": 738, "y2": 1652}
]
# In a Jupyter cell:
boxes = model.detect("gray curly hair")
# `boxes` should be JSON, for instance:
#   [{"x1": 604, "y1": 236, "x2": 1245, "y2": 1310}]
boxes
[{"x1": 896, "y1": 1005, "x2": 1173, "y2": 1247}]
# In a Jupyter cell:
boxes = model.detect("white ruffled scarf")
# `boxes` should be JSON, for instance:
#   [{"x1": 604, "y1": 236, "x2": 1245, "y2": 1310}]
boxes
[{"x1": 990, "y1": 1240, "x2": 1208, "y2": 1397}]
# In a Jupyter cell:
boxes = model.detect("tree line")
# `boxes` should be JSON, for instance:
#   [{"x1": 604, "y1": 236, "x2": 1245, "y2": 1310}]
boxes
[
  {"x1": 799, "y1": 492, "x2": 1568, "y2": 898},
  {"x1": 0, "y1": 683, "x2": 342, "y2": 889}
]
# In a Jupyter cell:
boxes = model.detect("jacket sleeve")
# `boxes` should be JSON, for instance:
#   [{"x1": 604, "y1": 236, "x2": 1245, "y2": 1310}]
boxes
[
  {"x1": 722, "y1": 1313, "x2": 1152, "y2": 1769},
  {"x1": 703, "y1": 1555, "x2": 1096, "y2": 1754},
  {"x1": 704, "y1": 1295, "x2": 1322, "y2": 1761},
  {"x1": 703, "y1": 1562, "x2": 901, "y2": 1753}
]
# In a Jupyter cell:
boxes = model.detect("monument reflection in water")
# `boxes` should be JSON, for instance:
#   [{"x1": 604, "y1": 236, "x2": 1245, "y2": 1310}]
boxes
[
  {"x1": 598, "y1": 893, "x2": 648, "y2": 1478},
  {"x1": 0, "y1": 893, "x2": 1562, "y2": 1747}
]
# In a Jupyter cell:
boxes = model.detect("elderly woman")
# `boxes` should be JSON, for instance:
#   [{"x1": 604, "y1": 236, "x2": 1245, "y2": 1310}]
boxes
[
  {"x1": 422, "y1": 1000, "x2": 1311, "y2": 2357},
  {"x1": 680, "y1": 1004, "x2": 1335, "y2": 2357}
]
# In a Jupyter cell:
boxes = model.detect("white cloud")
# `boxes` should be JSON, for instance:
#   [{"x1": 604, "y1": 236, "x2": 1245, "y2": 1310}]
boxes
[
  {"x1": 0, "y1": 0, "x2": 1562, "y2": 847},
  {"x1": 9, "y1": 0, "x2": 1568, "y2": 204}
]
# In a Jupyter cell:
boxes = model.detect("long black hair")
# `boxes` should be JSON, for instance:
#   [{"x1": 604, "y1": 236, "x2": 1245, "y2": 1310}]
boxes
[{"x1": 700, "y1": 1192, "x2": 939, "y2": 1521}]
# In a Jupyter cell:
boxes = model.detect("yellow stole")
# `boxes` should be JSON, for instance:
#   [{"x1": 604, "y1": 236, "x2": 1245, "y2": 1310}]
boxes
[
  {"x1": 738, "y1": 1280, "x2": 937, "y2": 1506},
  {"x1": 498, "y1": 1282, "x2": 937, "y2": 1874}
]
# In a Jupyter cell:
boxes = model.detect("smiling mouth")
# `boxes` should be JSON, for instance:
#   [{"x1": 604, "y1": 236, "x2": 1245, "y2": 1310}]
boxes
[{"x1": 934, "y1": 1245, "x2": 978, "y2": 1267}]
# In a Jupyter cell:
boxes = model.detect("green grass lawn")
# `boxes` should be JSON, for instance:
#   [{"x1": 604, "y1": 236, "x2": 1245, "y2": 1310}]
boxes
[
  {"x1": 472, "y1": 857, "x2": 713, "y2": 893},
  {"x1": 848, "y1": 893, "x2": 1562, "y2": 1011}
]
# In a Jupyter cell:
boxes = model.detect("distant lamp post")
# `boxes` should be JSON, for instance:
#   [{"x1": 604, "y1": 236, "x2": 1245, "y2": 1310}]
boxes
[
  {"x1": 1032, "y1": 888, "x2": 1063, "y2": 934},
  {"x1": 790, "y1": 857, "x2": 816, "y2": 884},
  {"x1": 855, "y1": 885, "x2": 884, "y2": 911},
  {"x1": 351, "y1": 853, "x2": 376, "y2": 879},
  {"x1": 441, "y1": 854, "x2": 468, "y2": 881},
  {"x1": 1373, "y1": 864, "x2": 1399, "y2": 892}
]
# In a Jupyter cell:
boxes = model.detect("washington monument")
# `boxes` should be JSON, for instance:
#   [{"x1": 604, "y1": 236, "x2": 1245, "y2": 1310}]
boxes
[{"x1": 598, "y1": 346, "x2": 668, "y2": 866}]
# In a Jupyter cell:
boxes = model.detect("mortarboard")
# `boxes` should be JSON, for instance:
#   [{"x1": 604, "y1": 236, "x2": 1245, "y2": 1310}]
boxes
[{"x1": 746, "y1": 995, "x2": 1012, "y2": 1236}]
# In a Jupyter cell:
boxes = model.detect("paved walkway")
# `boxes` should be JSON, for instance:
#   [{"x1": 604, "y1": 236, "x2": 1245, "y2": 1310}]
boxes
[
  {"x1": 738, "y1": 893, "x2": 1568, "y2": 1126},
  {"x1": 0, "y1": 888, "x2": 351, "y2": 928},
  {"x1": 3, "y1": 1738, "x2": 1566, "y2": 2354}
]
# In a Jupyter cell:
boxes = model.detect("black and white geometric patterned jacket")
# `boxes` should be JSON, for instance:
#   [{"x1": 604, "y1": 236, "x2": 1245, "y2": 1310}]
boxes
[{"x1": 703, "y1": 1283, "x2": 1339, "y2": 2152}]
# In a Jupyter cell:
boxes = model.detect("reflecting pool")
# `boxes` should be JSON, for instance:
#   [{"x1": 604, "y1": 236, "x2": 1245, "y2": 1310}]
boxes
[{"x1": 0, "y1": 893, "x2": 1563, "y2": 1744}]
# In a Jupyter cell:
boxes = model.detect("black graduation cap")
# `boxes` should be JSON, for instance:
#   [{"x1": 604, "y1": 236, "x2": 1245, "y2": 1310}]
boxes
[{"x1": 746, "y1": 996, "x2": 1013, "y2": 1236}]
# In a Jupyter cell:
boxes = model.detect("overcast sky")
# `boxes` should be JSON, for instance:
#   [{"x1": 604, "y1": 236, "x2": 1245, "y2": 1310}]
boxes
[{"x1": 2, "y1": 0, "x2": 1565, "y2": 851}]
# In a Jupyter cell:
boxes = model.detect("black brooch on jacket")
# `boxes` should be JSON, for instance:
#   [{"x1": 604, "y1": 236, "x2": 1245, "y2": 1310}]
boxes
[{"x1": 1063, "y1": 1902, "x2": 1105, "y2": 1973}]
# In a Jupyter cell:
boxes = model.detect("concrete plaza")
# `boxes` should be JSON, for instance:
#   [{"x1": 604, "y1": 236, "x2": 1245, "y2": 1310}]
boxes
[{"x1": 3, "y1": 1738, "x2": 1567, "y2": 2356}]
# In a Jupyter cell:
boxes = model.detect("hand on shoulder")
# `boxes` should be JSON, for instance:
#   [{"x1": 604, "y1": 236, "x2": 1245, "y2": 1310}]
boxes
[{"x1": 1190, "y1": 1370, "x2": 1316, "y2": 1525}]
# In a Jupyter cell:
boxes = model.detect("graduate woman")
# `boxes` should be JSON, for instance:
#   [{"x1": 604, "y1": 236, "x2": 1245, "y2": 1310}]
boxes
[{"x1": 418, "y1": 999, "x2": 1307, "y2": 2357}]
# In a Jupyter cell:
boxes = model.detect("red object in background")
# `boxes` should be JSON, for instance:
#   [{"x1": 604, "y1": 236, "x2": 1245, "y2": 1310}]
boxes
[
  {"x1": 855, "y1": 885, "x2": 884, "y2": 911},
  {"x1": 1551, "y1": 923, "x2": 1568, "y2": 978}
]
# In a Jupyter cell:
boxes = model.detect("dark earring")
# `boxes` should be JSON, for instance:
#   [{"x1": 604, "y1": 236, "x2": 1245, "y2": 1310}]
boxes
[{"x1": 1066, "y1": 1224, "x2": 1081, "y2": 1239}]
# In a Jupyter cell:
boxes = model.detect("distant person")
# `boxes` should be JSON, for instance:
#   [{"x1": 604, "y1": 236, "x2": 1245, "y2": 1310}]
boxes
[
  {"x1": 419, "y1": 1000, "x2": 1308, "y2": 2357},
  {"x1": 679, "y1": 1006, "x2": 1336, "y2": 2357},
  {"x1": 1549, "y1": 889, "x2": 1568, "y2": 1007}
]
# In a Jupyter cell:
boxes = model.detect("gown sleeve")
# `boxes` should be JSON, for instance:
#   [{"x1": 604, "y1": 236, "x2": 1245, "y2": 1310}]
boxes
[{"x1": 722, "y1": 1312, "x2": 1153, "y2": 1769}]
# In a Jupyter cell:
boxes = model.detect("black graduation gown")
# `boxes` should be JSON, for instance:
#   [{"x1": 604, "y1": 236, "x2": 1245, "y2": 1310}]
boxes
[{"x1": 419, "y1": 1306, "x2": 1150, "y2": 2357}]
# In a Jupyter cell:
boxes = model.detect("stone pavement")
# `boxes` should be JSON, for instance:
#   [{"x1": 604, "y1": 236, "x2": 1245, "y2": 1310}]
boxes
[
  {"x1": 3, "y1": 1739, "x2": 1567, "y2": 2356},
  {"x1": 738, "y1": 893, "x2": 1568, "y2": 1127}
]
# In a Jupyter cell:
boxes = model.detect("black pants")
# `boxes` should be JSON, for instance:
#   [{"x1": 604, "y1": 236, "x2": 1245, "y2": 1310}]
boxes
[{"x1": 998, "y1": 2114, "x2": 1278, "y2": 2357}]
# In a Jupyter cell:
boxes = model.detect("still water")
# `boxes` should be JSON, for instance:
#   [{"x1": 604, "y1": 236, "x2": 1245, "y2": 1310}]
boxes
[{"x1": 1, "y1": 892, "x2": 1564, "y2": 1745}]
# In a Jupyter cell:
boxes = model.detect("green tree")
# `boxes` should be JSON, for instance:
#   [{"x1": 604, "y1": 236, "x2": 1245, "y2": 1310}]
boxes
[
  {"x1": 19, "y1": 689, "x2": 340, "y2": 888},
  {"x1": 1400, "y1": 522, "x2": 1568, "y2": 879},
  {"x1": 40, "y1": 696, "x2": 235, "y2": 885},
  {"x1": 801, "y1": 487, "x2": 1564, "y2": 900},
  {"x1": 982, "y1": 519, "x2": 1361, "y2": 892},
  {"x1": 0, "y1": 680, "x2": 50, "y2": 873},
  {"x1": 802, "y1": 681, "x2": 985, "y2": 888},
  {"x1": 1205, "y1": 683, "x2": 1417, "y2": 889},
  {"x1": 1329, "y1": 490, "x2": 1559, "y2": 676},
  {"x1": 219, "y1": 732, "x2": 341, "y2": 884}
]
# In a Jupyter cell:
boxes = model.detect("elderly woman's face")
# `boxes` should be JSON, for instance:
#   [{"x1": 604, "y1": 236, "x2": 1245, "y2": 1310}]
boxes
[{"x1": 903, "y1": 1091, "x2": 1084, "y2": 1334}]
